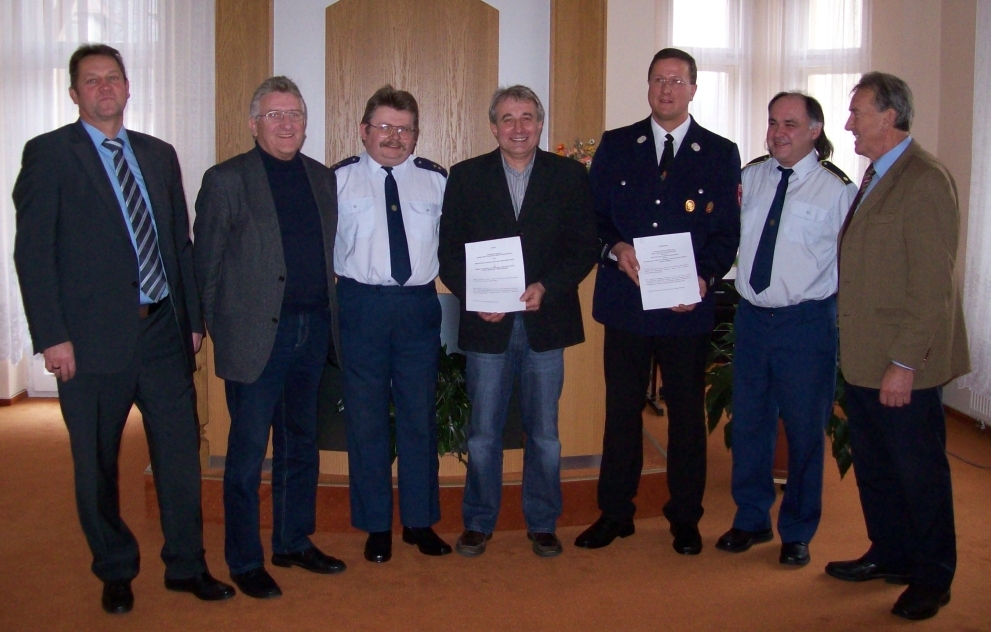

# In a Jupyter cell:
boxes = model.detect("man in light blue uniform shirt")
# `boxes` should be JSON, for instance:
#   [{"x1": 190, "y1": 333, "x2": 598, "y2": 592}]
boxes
[
  {"x1": 332, "y1": 85, "x2": 452, "y2": 563},
  {"x1": 716, "y1": 92, "x2": 856, "y2": 567}
]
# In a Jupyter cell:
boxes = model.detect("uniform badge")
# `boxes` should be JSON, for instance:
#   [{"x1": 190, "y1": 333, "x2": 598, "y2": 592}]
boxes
[
  {"x1": 691, "y1": 143, "x2": 700, "y2": 152},
  {"x1": 637, "y1": 135, "x2": 647, "y2": 144},
  {"x1": 685, "y1": 200, "x2": 695, "y2": 212},
  {"x1": 705, "y1": 201, "x2": 714, "y2": 214}
]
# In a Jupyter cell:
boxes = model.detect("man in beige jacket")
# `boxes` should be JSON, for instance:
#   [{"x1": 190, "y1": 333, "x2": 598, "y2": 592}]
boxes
[{"x1": 826, "y1": 71, "x2": 970, "y2": 622}]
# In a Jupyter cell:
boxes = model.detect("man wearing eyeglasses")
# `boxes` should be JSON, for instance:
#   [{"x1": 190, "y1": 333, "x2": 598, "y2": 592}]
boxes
[
  {"x1": 331, "y1": 85, "x2": 452, "y2": 564},
  {"x1": 576, "y1": 48, "x2": 741, "y2": 555},
  {"x1": 194, "y1": 76, "x2": 346, "y2": 599}
]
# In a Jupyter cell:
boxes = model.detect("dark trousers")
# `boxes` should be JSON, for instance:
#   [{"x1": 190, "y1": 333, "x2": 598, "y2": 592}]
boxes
[
  {"x1": 338, "y1": 278, "x2": 441, "y2": 533},
  {"x1": 730, "y1": 296, "x2": 836, "y2": 543},
  {"x1": 846, "y1": 384, "x2": 956, "y2": 590},
  {"x1": 223, "y1": 308, "x2": 330, "y2": 575},
  {"x1": 58, "y1": 300, "x2": 205, "y2": 582},
  {"x1": 598, "y1": 326, "x2": 710, "y2": 525}
]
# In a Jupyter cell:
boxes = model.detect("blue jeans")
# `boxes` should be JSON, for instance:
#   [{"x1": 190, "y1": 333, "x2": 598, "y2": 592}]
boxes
[
  {"x1": 223, "y1": 308, "x2": 330, "y2": 575},
  {"x1": 462, "y1": 316, "x2": 564, "y2": 534}
]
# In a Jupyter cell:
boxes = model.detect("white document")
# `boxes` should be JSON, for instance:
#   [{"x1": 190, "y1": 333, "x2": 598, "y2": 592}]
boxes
[
  {"x1": 633, "y1": 232, "x2": 702, "y2": 310},
  {"x1": 465, "y1": 236, "x2": 527, "y2": 313}
]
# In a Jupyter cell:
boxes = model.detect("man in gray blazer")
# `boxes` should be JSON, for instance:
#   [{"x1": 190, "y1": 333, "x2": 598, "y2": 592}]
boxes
[
  {"x1": 194, "y1": 76, "x2": 345, "y2": 599},
  {"x1": 14, "y1": 44, "x2": 233, "y2": 614}
]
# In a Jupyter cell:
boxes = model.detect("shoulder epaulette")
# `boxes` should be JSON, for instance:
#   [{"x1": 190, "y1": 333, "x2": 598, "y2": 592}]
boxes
[
  {"x1": 414, "y1": 157, "x2": 448, "y2": 178},
  {"x1": 329, "y1": 155, "x2": 359, "y2": 172},
  {"x1": 819, "y1": 160, "x2": 851, "y2": 184},
  {"x1": 745, "y1": 154, "x2": 771, "y2": 168}
]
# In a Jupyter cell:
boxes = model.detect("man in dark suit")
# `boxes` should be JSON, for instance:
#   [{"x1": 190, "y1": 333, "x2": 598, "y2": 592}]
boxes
[
  {"x1": 194, "y1": 76, "x2": 345, "y2": 599},
  {"x1": 826, "y1": 72, "x2": 970, "y2": 621},
  {"x1": 439, "y1": 85, "x2": 597, "y2": 557},
  {"x1": 575, "y1": 48, "x2": 741, "y2": 555},
  {"x1": 12, "y1": 44, "x2": 233, "y2": 614}
]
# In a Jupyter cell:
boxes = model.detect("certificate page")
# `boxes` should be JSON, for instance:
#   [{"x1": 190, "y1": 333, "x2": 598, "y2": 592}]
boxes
[
  {"x1": 633, "y1": 232, "x2": 702, "y2": 310},
  {"x1": 465, "y1": 236, "x2": 527, "y2": 313}
]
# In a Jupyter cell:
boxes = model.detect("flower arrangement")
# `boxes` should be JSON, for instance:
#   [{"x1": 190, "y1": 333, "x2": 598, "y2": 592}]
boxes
[{"x1": 556, "y1": 138, "x2": 597, "y2": 170}]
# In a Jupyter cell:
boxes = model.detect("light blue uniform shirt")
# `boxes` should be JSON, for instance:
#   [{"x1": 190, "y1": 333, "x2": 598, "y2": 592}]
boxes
[
  {"x1": 81, "y1": 120, "x2": 168, "y2": 304},
  {"x1": 862, "y1": 135, "x2": 912, "y2": 200}
]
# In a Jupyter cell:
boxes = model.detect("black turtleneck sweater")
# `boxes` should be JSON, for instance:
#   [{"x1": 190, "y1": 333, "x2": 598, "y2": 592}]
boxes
[{"x1": 258, "y1": 146, "x2": 329, "y2": 311}]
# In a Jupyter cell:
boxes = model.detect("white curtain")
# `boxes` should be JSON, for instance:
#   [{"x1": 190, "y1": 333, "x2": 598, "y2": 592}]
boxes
[
  {"x1": 656, "y1": 0, "x2": 870, "y2": 181},
  {"x1": 958, "y1": 1, "x2": 991, "y2": 400},
  {"x1": 0, "y1": 0, "x2": 215, "y2": 363}
]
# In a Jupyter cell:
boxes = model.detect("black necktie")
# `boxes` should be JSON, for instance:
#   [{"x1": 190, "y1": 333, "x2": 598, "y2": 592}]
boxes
[
  {"x1": 749, "y1": 166, "x2": 793, "y2": 295},
  {"x1": 659, "y1": 133, "x2": 674, "y2": 178},
  {"x1": 383, "y1": 166, "x2": 412, "y2": 286},
  {"x1": 101, "y1": 138, "x2": 168, "y2": 301}
]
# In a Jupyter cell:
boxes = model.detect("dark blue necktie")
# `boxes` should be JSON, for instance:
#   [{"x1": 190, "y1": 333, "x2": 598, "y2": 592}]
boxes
[
  {"x1": 383, "y1": 166, "x2": 412, "y2": 286},
  {"x1": 102, "y1": 138, "x2": 168, "y2": 301},
  {"x1": 749, "y1": 166, "x2": 793, "y2": 295}
]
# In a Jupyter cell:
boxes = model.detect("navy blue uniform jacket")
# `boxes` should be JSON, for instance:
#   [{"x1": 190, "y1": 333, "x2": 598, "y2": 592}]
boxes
[{"x1": 591, "y1": 116, "x2": 741, "y2": 337}]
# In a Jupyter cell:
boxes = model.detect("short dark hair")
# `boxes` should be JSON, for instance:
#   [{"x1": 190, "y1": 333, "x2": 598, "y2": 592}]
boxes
[
  {"x1": 852, "y1": 71, "x2": 914, "y2": 132},
  {"x1": 361, "y1": 85, "x2": 420, "y2": 131},
  {"x1": 768, "y1": 91, "x2": 834, "y2": 161},
  {"x1": 249, "y1": 76, "x2": 307, "y2": 117},
  {"x1": 488, "y1": 85, "x2": 545, "y2": 124},
  {"x1": 648, "y1": 48, "x2": 697, "y2": 84},
  {"x1": 69, "y1": 44, "x2": 127, "y2": 90}
]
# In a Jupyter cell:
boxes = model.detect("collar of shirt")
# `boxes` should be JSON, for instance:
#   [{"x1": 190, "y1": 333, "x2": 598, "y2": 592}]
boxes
[
  {"x1": 81, "y1": 118, "x2": 130, "y2": 150},
  {"x1": 769, "y1": 148, "x2": 820, "y2": 184},
  {"x1": 871, "y1": 135, "x2": 912, "y2": 183},
  {"x1": 363, "y1": 151, "x2": 412, "y2": 180},
  {"x1": 500, "y1": 150, "x2": 536, "y2": 177},
  {"x1": 651, "y1": 115, "x2": 691, "y2": 164}
]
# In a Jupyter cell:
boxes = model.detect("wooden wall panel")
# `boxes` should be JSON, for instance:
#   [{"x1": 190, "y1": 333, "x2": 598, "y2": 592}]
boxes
[
  {"x1": 549, "y1": 0, "x2": 607, "y2": 149},
  {"x1": 204, "y1": 0, "x2": 274, "y2": 464},
  {"x1": 324, "y1": 0, "x2": 499, "y2": 169}
]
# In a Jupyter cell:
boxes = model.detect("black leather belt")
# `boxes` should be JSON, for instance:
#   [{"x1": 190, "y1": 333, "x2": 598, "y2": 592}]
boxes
[{"x1": 138, "y1": 299, "x2": 165, "y2": 319}]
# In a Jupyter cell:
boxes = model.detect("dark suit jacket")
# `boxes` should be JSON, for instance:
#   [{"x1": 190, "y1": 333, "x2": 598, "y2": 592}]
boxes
[
  {"x1": 838, "y1": 140, "x2": 970, "y2": 389},
  {"x1": 13, "y1": 120, "x2": 202, "y2": 374},
  {"x1": 438, "y1": 148, "x2": 598, "y2": 353},
  {"x1": 590, "y1": 116, "x2": 741, "y2": 337},
  {"x1": 193, "y1": 147, "x2": 340, "y2": 384}
]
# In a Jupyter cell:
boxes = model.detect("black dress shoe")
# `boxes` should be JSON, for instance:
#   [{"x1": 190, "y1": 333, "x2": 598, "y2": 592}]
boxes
[
  {"x1": 891, "y1": 584, "x2": 951, "y2": 620},
  {"x1": 779, "y1": 542, "x2": 810, "y2": 566},
  {"x1": 230, "y1": 567, "x2": 282, "y2": 599},
  {"x1": 164, "y1": 571, "x2": 236, "y2": 600},
  {"x1": 527, "y1": 532, "x2": 563, "y2": 557},
  {"x1": 364, "y1": 531, "x2": 392, "y2": 563},
  {"x1": 670, "y1": 523, "x2": 702, "y2": 555},
  {"x1": 455, "y1": 529, "x2": 492, "y2": 557},
  {"x1": 824, "y1": 555, "x2": 911, "y2": 584},
  {"x1": 402, "y1": 527, "x2": 453, "y2": 556},
  {"x1": 715, "y1": 527, "x2": 773, "y2": 553},
  {"x1": 272, "y1": 546, "x2": 347, "y2": 574},
  {"x1": 573, "y1": 515, "x2": 635, "y2": 549},
  {"x1": 101, "y1": 579, "x2": 133, "y2": 614}
]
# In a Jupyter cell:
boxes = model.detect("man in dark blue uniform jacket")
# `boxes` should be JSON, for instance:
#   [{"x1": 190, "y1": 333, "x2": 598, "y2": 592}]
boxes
[{"x1": 575, "y1": 48, "x2": 741, "y2": 555}]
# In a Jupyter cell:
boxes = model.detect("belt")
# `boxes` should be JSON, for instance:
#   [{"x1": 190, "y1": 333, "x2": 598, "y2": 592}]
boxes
[{"x1": 138, "y1": 299, "x2": 166, "y2": 319}]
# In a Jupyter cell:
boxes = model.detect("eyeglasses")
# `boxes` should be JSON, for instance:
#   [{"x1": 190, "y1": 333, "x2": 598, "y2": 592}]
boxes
[
  {"x1": 259, "y1": 110, "x2": 305, "y2": 122},
  {"x1": 366, "y1": 123, "x2": 417, "y2": 139},
  {"x1": 650, "y1": 77, "x2": 689, "y2": 89}
]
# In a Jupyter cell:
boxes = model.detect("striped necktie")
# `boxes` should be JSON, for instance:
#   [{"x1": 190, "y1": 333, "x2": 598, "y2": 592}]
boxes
[{"x1": 102, "y1": 138, "x2": 168, "y2": 301}]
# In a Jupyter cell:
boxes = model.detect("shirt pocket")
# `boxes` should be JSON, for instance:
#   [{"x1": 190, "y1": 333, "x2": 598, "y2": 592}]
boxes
[
  {"x1": 405, "y1": 200, "x2": 441, "y2": 240},
  {"x1": 781, "y1": 201, "x2": 829, "y2": 244},
  {"x1": 337, "y1": 196, "x2": 376, "y2": 239}
]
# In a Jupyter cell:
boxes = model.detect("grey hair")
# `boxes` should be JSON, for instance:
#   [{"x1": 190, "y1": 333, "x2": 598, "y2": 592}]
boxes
[
  {"x1": 852, "y1": 72, "x2": 914, "y2": 132},
  {"x1": 249, "y1": 76, "x2": 307, "y2": 118},
  {"x1": 488, "y1": 85, "x2": 545, "y2": 124}
]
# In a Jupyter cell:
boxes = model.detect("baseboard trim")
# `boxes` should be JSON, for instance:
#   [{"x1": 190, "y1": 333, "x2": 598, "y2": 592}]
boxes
[{"x1": 0, "y1": 391, "x2": 28, "y2": 406}]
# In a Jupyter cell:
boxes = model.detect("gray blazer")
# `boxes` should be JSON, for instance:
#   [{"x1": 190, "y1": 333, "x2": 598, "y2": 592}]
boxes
[{"x1": 193, "y1": 147, "x2": 340, "y2": 383}]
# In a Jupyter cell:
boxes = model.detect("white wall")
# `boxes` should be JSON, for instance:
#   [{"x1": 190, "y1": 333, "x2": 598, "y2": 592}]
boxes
[
  {"x1": 273, "y1": 0, "x2": 551, "y2": 165},
  {"x1": 605, "y1": 0, "x2": 656, "y2": 129}
]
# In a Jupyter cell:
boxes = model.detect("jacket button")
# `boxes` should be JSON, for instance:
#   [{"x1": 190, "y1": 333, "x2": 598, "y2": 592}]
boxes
[
  {"x1": 279, "y1": 276, "x2": 285, "y2": 282},
  {"x1": 272, "y1": 317, "x2": 279, "y2": 324},
  {"x1": 655, "y1": 200, "x2": 661, "y2": 205},
  {"x1": 132, "y1": 281, "x2": 138, "y2": 288},
  {"x1": 652, "y1": 222, "x2": 658, "y2": 228}
]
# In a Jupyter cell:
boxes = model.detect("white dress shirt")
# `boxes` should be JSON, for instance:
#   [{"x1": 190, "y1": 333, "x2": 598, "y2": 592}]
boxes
[
  {"x1": 735, "y1": 149, "x2": 858, "y2": 308},
  {"x1": 650, "y1": 115, "x2": 691, "y2": 164},
  {"x1": 334, "y1": 152, "x2": 446, "y2": 286}
]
